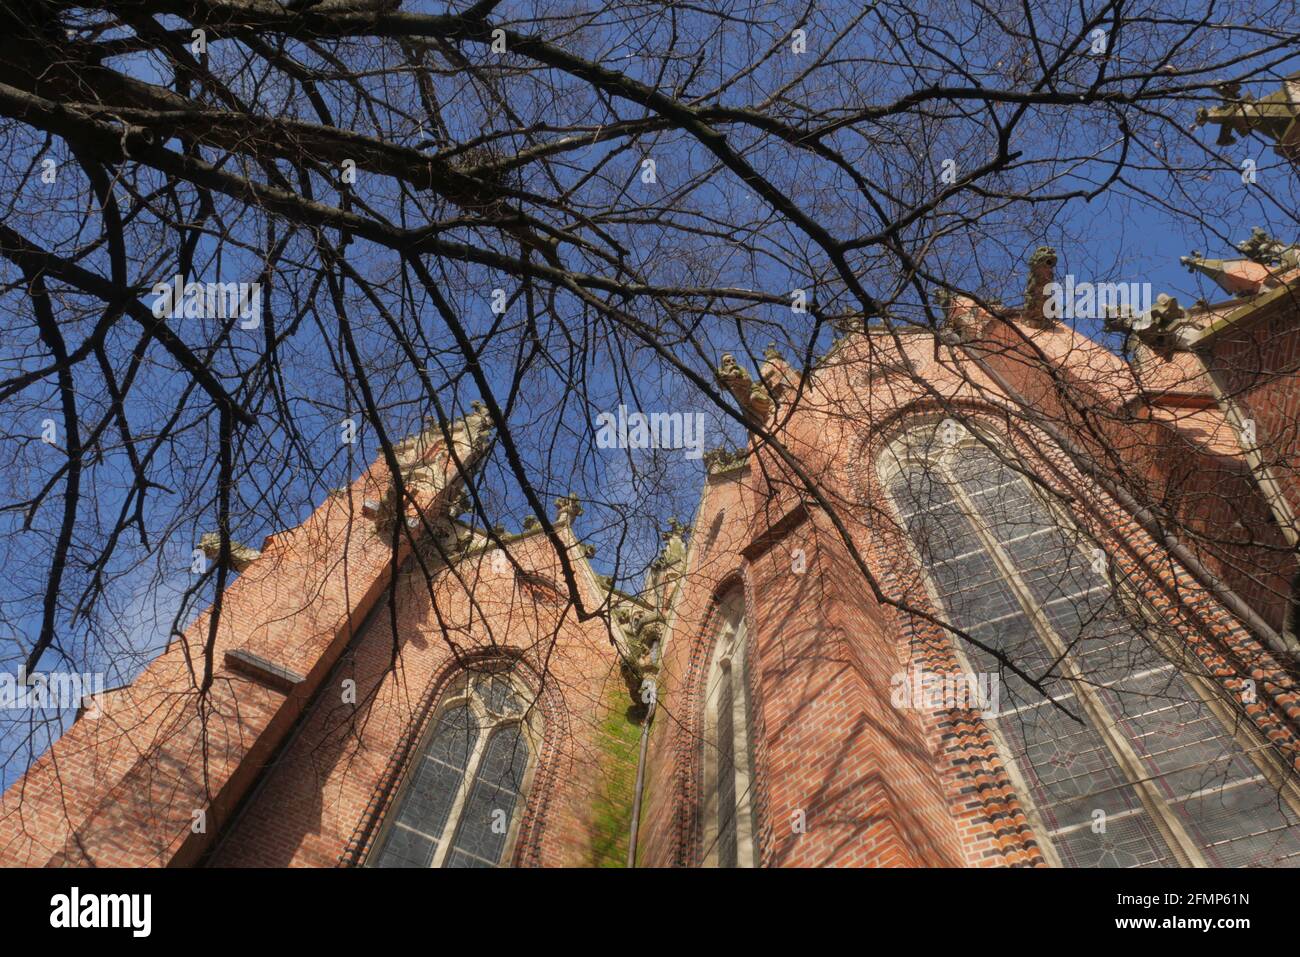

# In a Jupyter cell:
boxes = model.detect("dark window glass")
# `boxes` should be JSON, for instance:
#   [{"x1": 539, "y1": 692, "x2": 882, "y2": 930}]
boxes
[
  {"x1": 717, "y1": 665, "x2": 738, "y2": 868},
  {"x1": 447, "y1": 725, "x2": 529, "y2": 868},
  {"x1": 372, "y1": 704, "x2": 477, "y2": 868},
  {"x1": 890, "y1": 442, "x2": 1300, "y2": 867}
]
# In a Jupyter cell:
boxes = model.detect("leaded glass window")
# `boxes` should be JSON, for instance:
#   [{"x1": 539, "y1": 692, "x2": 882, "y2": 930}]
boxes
[
  {"x1": 370, "y1": 671, "x2": 538, "y2": 868},
  {"x1": 883, "y1": 421, "x2": 1300, "y2": 867},
  {"x1": 702, "y1": 589, "x2": 759, "y2": 867}
]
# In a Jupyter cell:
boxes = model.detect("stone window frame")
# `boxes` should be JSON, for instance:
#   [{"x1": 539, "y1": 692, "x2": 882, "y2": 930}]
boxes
[
  {"x1": 878, "y1": 416, "x2": 1300, "y2": 868},
  {"x1": 699, "y1": 587, "x2": 759, "y2": 868},
  {"x1": 367, "y1": 669, "x2": 543, "y2": 868}
]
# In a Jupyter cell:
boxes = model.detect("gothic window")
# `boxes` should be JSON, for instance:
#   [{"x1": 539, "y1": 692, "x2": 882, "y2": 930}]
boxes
[
  {"x1": 701, "y1": 588, "x2": 759, "y2": 867},
  {"x1": 882, "y1": 421, "x2": 1300, "y2": 867},
  {"x1": 369, "y1": 671, "x2": 539, "y2": 868}
]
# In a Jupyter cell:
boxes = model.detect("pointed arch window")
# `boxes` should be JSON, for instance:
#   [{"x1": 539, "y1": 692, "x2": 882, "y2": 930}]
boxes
[
  {"x1": 882, "y1": 421, "x2": 1300, "y2": 867},
  {"x1": 370, "y1": 671, "x2": 539, "y2": 868},
  {"x1": 701, "y1": 588, "x2": 759, "y2": 867}
]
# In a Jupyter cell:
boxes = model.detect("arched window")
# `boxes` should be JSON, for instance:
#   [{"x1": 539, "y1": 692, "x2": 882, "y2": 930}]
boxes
[
  {"x1": 883, "y1": 420, "x2": 1300, "y2": 867},
  {"x1": 369, "y1": 670, "x2": 540, "y2": 868},
  {"x1": 701, "y1": 588, "x2": 759, "y2": 867}
]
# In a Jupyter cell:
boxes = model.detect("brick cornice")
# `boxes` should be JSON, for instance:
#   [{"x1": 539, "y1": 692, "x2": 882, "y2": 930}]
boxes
[{"x1": 741, "y1": 501, "x2": 811, "y2": 562}]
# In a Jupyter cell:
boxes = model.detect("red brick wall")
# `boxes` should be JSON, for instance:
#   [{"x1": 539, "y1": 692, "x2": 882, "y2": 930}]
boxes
[
  {"x1": 208, "y1": 530, "x2": 625, "y2": 868},
  {"x1": 1200, "y1": 300, "x2": 1300, "y2": 523},
  {"x1": 0, "y1": 425, "x2": 630, "y2": 869},
  {"x1": 742, "y1": 504, "x2": 967, "y2": 866},
  {"x1": 638, "y1": 318, "x2": 1300, "y2": 868},
  {"x1": 8, "y1": 312, "x2": 1300, "y2": 869},
  {"x1": 635, "y1": 470, "x2": 752, "y2": 866},
  {"x1": 0, "y1": 455, "x2": 405, "y2": 867},
  {"x1": 977, "y1": 316, "x2": 1294, "y2": 631}
]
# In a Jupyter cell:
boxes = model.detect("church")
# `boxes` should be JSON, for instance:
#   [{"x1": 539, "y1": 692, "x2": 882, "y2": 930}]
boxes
[{"x1": 2, "y1": 78, "x2": 1300, "y2": 869}]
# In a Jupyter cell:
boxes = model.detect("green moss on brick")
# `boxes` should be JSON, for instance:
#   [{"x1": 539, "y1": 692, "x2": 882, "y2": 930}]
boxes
[{"x1": 587, "y1": 686, "x2": 644, "y2": 867}]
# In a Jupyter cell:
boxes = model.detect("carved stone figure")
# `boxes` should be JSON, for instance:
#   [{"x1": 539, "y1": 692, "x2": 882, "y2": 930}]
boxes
[{"x1": 554, "y1": 493, "x2": 583, "y2": 527}]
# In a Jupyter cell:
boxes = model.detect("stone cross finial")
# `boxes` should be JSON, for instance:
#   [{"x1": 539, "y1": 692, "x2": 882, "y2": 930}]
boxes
[
  {"x1": 464, "y1": 399, "x2": 492, "y2": 441},
  {"x1": 758, "y1": 344, "x2": 800, "y2": 402},
  {"x1": 1145, "y1": 293, "x2": 1185, "y2": 330},
  {"x1": 1022, "y1": 246, "x2": 1058, "y2": 328},
  {"x1": 554, "y1": 493, "x2": 582, "y2": 527},
  {"x1": 664, "y1": 516, "x2": 690, "y2": 542},
  {"x1": 934, "y1": 289, "x2": 991, "y2": 342},
  {"x1": 703, "y1": 446, "x2": 747, "y2": 474},
  {"x1": 1234, "y1": 226, "x2": 1299, "y2": 268},
  {"x1": 654, "y1": 517, "x2": 689, "y2": 570},
  {"x1": 1110, "y1": 293, "x2": 1190, "y2": 356}
]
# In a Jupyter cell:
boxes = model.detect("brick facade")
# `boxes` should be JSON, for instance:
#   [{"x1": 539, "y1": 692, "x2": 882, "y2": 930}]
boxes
[{"x1": 4, "y1": 297, "x2": 1299, "y2": 868}]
